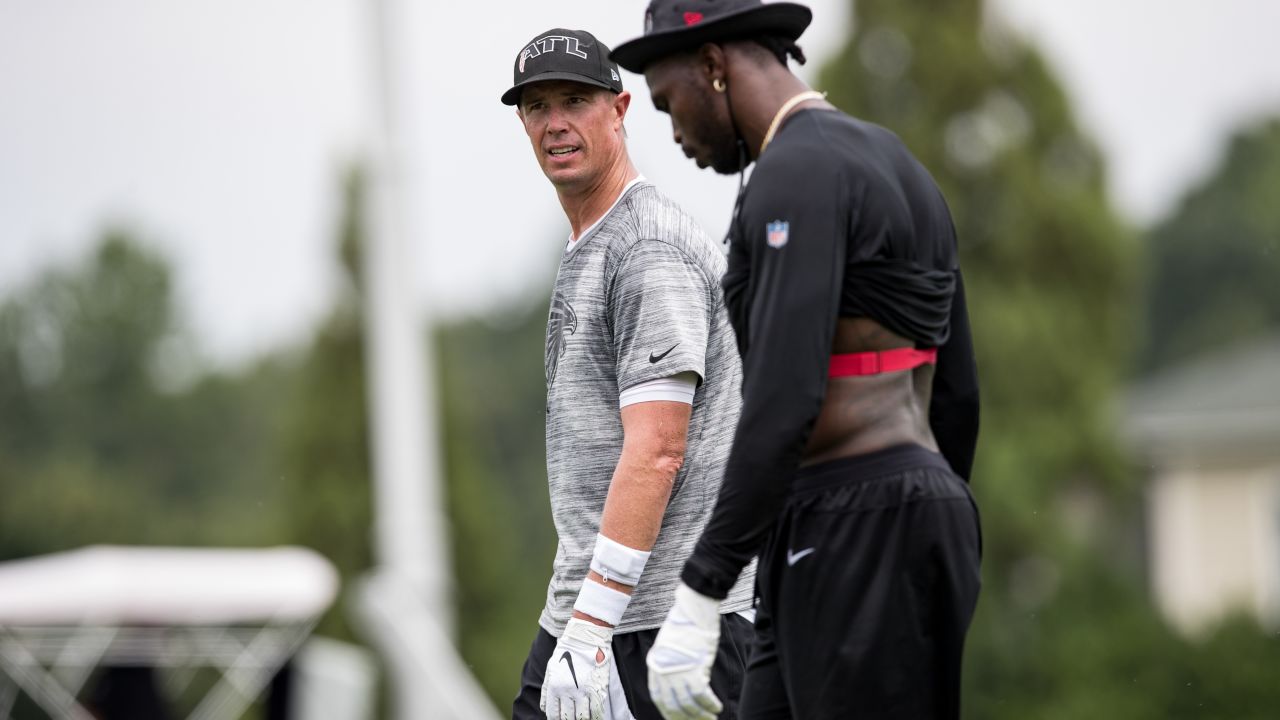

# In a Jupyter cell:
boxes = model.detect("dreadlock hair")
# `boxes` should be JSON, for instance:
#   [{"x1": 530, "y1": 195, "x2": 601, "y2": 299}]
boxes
[{"x1": 749, "y1": 34, "x2": 807, "y2": 67}]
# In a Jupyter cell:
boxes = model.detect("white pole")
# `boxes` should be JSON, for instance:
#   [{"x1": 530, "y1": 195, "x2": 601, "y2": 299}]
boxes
[
  {"x1": 356, "y1": 0, "x2": 500, "y2": 717},
  {"x1": 362, "y1": 0, "x2": 449, "y2": 623}
]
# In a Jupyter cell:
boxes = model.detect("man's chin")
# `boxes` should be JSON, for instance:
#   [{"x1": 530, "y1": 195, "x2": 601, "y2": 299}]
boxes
[
  {"x1": 709, "y1": 157, "x2": 742, "y2": 175},
  {"x1": 688, "y1": 154, "x2": 736, "y2": 175},
  {"x1": 545, "y1": 168, "x2": 584, "y2": 187}
]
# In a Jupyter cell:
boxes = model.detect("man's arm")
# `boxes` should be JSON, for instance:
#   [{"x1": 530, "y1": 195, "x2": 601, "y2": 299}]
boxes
[
  {"x1": 929, "y1": 269, "x2": 979, "y2": 481},
  {"x1": 541, "y1": 236, "x2": 710, "y2": 718},
  {"x1": 575, "y1": 398, "x2": 692, "y2": 625},
  {"x1": 579, "y1": 237, "x2": 715, "y2": 615},
  {"x1": 681, "y1": 158, "x2": 847, "y2": 600},
  {"x1": 539, "y1": 397, "x2": 694, "y2": 718}
]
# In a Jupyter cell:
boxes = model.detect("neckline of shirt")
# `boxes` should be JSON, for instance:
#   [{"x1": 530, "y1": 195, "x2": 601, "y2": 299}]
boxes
[
  {"x1": 566, "y1": 176, "x2": 648, "y2": 253},
  {"x1": 766, "y1": 107, "x2": 841, "y2": 148}
]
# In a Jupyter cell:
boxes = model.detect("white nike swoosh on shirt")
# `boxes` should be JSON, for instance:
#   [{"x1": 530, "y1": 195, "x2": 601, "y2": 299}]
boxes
[{"x1": 786, "y1": 548, "x2": 816, "y2": 566}]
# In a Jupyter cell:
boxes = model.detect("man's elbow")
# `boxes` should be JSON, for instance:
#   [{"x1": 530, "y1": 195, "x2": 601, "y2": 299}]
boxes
[
  {"x1": 653, "y1": 447, "x2": 686, "y2": 480},
  {"x1": 636, "y1": 439, "x2": 686, "y2": 484}
]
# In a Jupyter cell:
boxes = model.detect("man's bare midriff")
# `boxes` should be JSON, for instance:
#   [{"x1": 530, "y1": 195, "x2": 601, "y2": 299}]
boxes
[{"x1": 801, "y1": 316, "x2": 939, "y2": 467}]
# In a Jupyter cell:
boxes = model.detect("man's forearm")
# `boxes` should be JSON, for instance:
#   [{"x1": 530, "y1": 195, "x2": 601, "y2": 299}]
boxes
[
  {"x1": 575, "y1": 400, "x2": 691, "y2": 627},
  {"x1": 600, "y1": 447, "x2": 681, "y2": 548},
  {"x1": 574, "y1": 447, "x2": 679, "y2": 626}
]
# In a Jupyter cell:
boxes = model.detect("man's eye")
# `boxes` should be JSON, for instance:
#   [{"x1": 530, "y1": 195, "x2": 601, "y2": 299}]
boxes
[{"x1": 568, "y1": 96, "x2": 587, "y2": 105}]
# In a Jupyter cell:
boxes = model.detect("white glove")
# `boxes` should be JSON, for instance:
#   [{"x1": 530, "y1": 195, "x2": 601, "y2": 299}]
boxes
[
  {"x1": 647, "y1": 583, "x2": 723, "y2": 720},
  {"x1": 541, "y1": 618, "x2": 613, "y2": 720}
]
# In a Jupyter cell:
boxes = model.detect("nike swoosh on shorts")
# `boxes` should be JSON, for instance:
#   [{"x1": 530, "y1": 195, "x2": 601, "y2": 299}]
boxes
[{"x1": 786, "y1": 548, "x2": 816, "y2": 566}]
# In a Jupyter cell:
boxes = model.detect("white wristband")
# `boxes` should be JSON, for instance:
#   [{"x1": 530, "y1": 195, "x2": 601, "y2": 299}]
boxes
[
  {"x1": 574, "y1": 578, "x2": 631, "y2": 626},
  {"x1": 589, "y1": 534, "x2": 651, "y2": 586}
]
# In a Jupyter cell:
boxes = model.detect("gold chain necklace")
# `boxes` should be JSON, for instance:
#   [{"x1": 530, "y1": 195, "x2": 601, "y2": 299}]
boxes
[{"x1": 759, "y1": 90, "x2": 827, "y2": 156}]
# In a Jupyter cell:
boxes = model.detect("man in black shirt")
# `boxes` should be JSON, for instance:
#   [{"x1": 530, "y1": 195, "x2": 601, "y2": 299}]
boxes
[{"x1": 612, "y1": 1, "x2": 982, "y2": 718}]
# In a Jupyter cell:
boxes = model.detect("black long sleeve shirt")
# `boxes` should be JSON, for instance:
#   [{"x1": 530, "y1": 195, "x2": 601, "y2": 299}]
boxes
[{"x1": 682, "y1": 109, "x2": 980, "y2": 599}]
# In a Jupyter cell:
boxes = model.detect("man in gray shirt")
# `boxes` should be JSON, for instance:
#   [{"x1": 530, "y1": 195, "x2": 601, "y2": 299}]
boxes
[{"x1": 502, "y1": 28, "x2": 755, "y2": 720}]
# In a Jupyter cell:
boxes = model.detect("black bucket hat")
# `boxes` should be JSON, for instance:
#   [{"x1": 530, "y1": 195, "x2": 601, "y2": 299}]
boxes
[
  {"x1": 611, "y1": 0, "x2": 812, "y2": 73},
  {"x1": 501, "y1": 28, "x2": 625, "y2": 106}
]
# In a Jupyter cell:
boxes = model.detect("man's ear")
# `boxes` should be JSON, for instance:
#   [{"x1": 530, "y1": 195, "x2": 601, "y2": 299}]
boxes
[
  {"x1": 696, "y1": 43, "x2": 728, "y2": 87},
  {"x1": 613, "y1": 90, "x2": 633, "y2": 129}
]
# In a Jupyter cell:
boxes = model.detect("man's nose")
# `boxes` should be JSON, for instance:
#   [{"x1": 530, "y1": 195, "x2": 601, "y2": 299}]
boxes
[{"x1": 545, "y1": 107, "x2": 570, "y2": 134}]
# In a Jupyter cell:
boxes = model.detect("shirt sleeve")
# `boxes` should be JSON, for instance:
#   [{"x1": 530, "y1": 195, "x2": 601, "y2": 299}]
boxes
[
  {"x1": 930, "y1": 270, "x2": 980, "y2": 481},
  {"x1": 681, "y1": 162, "x2": 849, "y2": 599},
  {"x1": 619, "y1": 371, "x2": 699, "y2": 408},
  {"x1": 609, "y1": 240, "x2": 713, "y2": 391}
]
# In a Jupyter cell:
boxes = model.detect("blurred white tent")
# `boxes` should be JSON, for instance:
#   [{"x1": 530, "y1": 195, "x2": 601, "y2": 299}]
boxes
[{"x1": 0, "y1": 545, "x2": 338, "y2": 720}]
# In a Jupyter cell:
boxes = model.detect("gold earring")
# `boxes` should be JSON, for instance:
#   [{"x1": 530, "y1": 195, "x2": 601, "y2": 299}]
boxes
[{"x1": 712, "y1": 78, "x2": 726, "y2": 93}]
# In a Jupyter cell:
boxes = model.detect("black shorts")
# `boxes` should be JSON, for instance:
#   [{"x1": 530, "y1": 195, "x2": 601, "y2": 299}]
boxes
[
  {"x1": 512, "y1": 613, "x2": 755, "y2": 720},
  {"x1": 740, "y1": 443, "x2": 982, "y2": 719}
]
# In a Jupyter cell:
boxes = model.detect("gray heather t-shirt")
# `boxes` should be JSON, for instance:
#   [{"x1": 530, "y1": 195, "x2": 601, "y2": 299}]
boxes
[{"x1": 539, "y1": 181, "x2": 755, "y2": 636}]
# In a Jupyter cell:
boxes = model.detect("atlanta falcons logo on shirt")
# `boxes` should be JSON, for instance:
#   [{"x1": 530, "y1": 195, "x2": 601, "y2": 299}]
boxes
[{"x1": 546, "y1": 292, "x2": 577, "y2": 387}]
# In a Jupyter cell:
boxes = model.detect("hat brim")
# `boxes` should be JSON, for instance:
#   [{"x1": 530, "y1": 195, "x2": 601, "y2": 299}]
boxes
[
  {"x1": 611, "y1": 3, "x2": 812, "y2": 74},
  {"x1": 500, "y1": 72, "x2": 619, "y2": 106}
]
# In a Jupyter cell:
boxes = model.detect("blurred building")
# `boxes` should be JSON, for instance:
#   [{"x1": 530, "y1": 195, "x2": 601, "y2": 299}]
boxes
[{"x1": 1126, "y1": 334, "x2": 1280, "y2": 634}]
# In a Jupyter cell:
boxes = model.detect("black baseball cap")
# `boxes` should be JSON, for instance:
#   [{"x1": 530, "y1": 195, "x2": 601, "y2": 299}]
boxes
[
  {"x1": 611, "y1": 0, "x2": 812, "y2": 73},
  {"x1": 501, "y1": 28, "x2": 625, "y2": 106}
]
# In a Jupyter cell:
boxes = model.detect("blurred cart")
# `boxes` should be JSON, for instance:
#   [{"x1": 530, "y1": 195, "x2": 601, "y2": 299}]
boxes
[{"x1": 0, "y1": 545, "x2": 338, "y2": 720}]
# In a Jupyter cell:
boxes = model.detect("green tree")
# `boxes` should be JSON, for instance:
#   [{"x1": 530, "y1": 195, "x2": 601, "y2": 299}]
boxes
[
  {"x1": 275, "y1": 168, "x2": 377, "y2": 643},
  {"x1": 436, "y1": 304, "x2": 556, "y2": 704},
  {"x1": 821, "y1": 0, "x2": 1131, "y2": 714},
  {"x1": 271, "y1": 166, "x2": 556, "y2": 705},
  {"x1": 820, "y1": 0, "x2": 1137, "y2": 505},
  {"x1": 1141, "y1": 118, "x2": 1280, "y2": 370},
  {"x1": 0, "y1": 234, "x2": 290, "y2": 561},
  {"x1": 817, "y1": 1, "x2": 1280, "y2": 717}
]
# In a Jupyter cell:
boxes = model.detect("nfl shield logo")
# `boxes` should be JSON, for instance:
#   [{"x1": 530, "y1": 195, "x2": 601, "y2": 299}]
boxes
[{"x1": 766, "y1": 220, "x2": 790, "y2": 249}]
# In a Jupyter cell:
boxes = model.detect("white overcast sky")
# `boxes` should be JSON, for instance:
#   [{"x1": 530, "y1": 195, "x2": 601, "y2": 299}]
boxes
[{"x1": 2, "y1": 0, "x2": 1279, "y2": 365}]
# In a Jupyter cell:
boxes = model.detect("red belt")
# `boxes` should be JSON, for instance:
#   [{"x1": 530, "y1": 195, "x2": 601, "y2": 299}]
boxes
[{"x1": 829, "y1": 347, "x2": 937, "y2": 377}]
